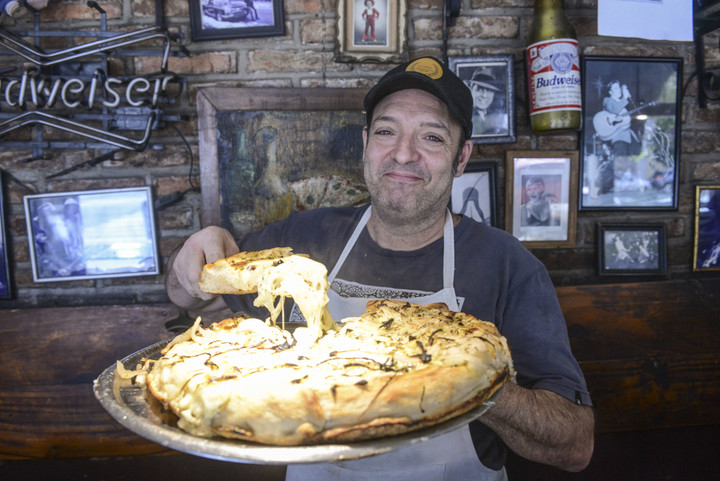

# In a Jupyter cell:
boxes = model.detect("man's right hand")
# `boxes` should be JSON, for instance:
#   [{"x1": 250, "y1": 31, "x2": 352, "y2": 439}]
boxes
[{"x1": 165, "y1": 226, "x2": 240, "y2": 313}]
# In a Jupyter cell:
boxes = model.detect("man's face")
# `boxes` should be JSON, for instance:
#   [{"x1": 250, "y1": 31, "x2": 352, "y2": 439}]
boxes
[
  {"x1": 362, "y1": 89, "x2": 469, "y2": 223},
  {"x1": 470, "y1": 83, "x2": 495, "y2": 111}
]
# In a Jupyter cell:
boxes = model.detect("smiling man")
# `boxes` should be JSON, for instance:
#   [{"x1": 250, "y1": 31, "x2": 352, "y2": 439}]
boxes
[{"x1": 166, "y1": 56, "x2": 594, "y2": 480}]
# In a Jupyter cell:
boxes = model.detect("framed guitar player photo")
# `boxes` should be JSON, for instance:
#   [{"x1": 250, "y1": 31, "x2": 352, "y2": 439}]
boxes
[{"x1": 579, "y1": 56, "x2": 681, "y2": 211}]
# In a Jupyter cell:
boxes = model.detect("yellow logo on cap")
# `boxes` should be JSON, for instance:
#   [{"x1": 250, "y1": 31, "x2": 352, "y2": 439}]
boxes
[{"x1": 406, "y1": 58, "x2": 442, "y2": 79}]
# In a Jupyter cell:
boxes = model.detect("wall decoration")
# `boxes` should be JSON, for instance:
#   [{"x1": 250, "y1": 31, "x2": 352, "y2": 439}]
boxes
[
  {"x1": 597, "y1": 223, "x2": 667, "y2": 276},
  {"x1": 336, "y1": 0, "x2": 408, "y2": 63},
  {"x1": 23, "y1": 187, "x2": 159, "y2": 283},
  {"x1": 693, "y1": 185, "x2": 720, "y2": 272},
  {"x1": 451, "y1": 161, "x2": 498, "y2": 227},
  {"x1": 579, "y1": 56, "x2": 682, "y2": 210},
  {"x1": 189, "y1": 0, "x2": 285, "y2": 41},
  {"x1": 449, "y1": 55, "x2": 516, "y2": 144},
  {"x1": 196, "y1": 87, "x2": 368, "y2": 236},
  {"x1": 505, "y1": 151, "x2": 578, "y2": 249},
  {"x1": 0, "y1": 171, "x2": 11, "y2": 300}
]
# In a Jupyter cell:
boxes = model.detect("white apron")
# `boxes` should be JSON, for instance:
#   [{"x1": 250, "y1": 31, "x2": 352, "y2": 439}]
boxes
[{"x1": 286, "y1": 207, "x2": 507, "y2": 481}]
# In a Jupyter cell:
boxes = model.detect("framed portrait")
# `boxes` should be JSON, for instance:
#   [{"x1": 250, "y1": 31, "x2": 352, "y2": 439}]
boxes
[
  {"x1": 0, "y1": 171, "x2": 11, "y2": 299},
  {"x1": 598, "y1": 223, "x2": 667, "y2": 276},
  {"x1": 451, "y1": 161, "x2": 498, "y2": 227},
  {"x1": 693, "y1": 185, "x2": 720, "y2": 272},
  {"x1": 23, "y1": 187, "x2": 160, "y2": 283},
  {"x1": 505, "y1": 151, "x2": 578, "y2": 249},
  {"x1": 579, "y1": 56, "x2": 682, "y2": 211},
  {"x1": 189, "y1": 0, "x2": 285, "y2": 41},
  {"x1": 449, "y1": 55, "x2": 516, "y2": 144},
  {"x1": 336, "y1": 0, "x2": 408, "y2": 63}
]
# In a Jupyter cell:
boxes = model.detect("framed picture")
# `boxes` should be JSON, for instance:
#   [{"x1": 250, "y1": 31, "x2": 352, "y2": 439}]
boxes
[
  {"x1": 23, "y1": 187, "x2": 160, "y2": 283},
  {"x1": 579, "y1": 56, "x2": 682, "y2": 210},
  {"x1": 598, "y1": 223, "x2": 667, "y2": 276},
  {"x1": 449, "y1": 55, "x2": 516, "y2": 144},
  {"x1": 189, "y1": 0, "x2": 285, "y2": 41},
  {"x1": 336, "y1": 0, "x2": 408, "y2": 63},
  {"x1": 0, "y1": 171, "x2": 11, "y2": 299},
  {"x1": 693, "y1": 185, "x2": 720, "y2": 272},
  {"x1": 505, "y1": 151, "x2": 578, "y2": 249},
  {"x1": 451, "y1": 161, "x2": 498, "y2": 227}
]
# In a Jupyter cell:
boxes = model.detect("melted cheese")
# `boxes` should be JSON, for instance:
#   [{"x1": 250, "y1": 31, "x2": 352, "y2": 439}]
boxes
[{"x1": 253, "y1": 255, "x2": 337, "y2": 341}]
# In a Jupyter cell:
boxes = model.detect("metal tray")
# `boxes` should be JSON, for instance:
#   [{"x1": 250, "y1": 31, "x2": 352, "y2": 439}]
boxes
[{"x1": 94, "y1": 339, "x2": 500, "y2": 465}]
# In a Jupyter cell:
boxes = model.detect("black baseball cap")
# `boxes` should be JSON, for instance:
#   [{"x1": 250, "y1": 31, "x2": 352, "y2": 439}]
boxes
[{"x1": 363, "y1": 56, "x2": 473, "y2": 138}]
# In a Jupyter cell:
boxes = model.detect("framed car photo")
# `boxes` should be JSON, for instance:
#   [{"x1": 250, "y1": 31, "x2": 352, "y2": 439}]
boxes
[
  {"x1": 451, "y1": 161, "x2": 498, "y2": 227},
  {"x1": 23, "y1": 187, "x2": 160, "y2": 283},
  {"x1": 449, "y1": 55, "x2": 516, "y2": 145},
  {"x1": 189, "y1": 0, "x2": 285, "y2": 41},
  {"x1": 579, "y1": 56, "x2": 682, "y2": 211},
  {"x1": 598, "y1": 223, "x2": 667, "y2": 276},
  {"x1": 693, "y1": 185, "x2": 720, "y2": 272},
  {"x1": 505, "y1": 151, "x2": 578, "y2": 249}
]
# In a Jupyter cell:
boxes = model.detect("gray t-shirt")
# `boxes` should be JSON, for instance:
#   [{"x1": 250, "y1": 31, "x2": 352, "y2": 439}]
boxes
[{"x1": 224, "y1": 205, "x2": 592, "y2": 469}]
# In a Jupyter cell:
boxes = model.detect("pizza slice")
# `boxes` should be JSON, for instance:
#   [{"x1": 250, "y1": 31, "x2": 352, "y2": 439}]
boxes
[{"x1": 199, "y1": 247, "x2": 337, "y2": 338}]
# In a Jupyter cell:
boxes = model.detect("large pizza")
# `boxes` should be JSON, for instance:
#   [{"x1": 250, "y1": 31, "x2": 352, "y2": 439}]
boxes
[{"x1": 142, "y1": 248, "x2": 514, "y2": 446}]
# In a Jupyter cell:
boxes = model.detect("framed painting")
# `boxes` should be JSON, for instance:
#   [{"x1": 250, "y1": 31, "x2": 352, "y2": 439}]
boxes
[
  {"x1": 579, "y1": 56, "x2": 682, "y2": 210},
  {"x1": 196, "y1": 87, "x2": 368, "y2": 236},
  {"x1": 505, "y1": 151, "x2": 578, "y2": 249},
  {"x1": 0, "y1": 171, "x2": 11, "y2": 299},
  {"x1": 23, "y1": 187, "x2": 160, "y2": 283},
  {"x1": 336, "y1": 0, "x2": 408, "y2": 63},
  {"x1": 451, "y1": 161, "x2": 498, "y2": 227},
  {"x1": 449, "y1": 55, "x2": 516, "y2": 144},
  {"x1": 598, "y1": 223, "x2": 667, "y2": 276},
  {"x1": 693, "y1": 185, "x2": 720, "y2": 271},
  {"x1": 189, "y1": 0, "x2": 285, "y2": 41}
]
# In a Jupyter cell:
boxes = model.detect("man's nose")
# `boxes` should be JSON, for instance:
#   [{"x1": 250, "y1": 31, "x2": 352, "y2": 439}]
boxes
[{"x1": 392, "y1": 134, "x2": 419, "y2": 164}]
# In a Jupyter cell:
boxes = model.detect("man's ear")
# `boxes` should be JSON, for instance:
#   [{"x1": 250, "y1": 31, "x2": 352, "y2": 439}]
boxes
[{"x1": 454, "y1": 140, "x2": 473, "y2": 177}]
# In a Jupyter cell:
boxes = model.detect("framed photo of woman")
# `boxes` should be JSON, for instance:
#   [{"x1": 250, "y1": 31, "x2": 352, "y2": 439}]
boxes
[
  {"x1": 505, "y1": 151, "x2": 578, "y2": 249},
  {"x1": 579, "y1": 56, "x2": 682, "y2": 210},
  {"x1": 451, "y1": 161, "x2": 498, "y2": 227},
  {"x1": 449, "y1": 55, "x2": 516, "y2": 144}
]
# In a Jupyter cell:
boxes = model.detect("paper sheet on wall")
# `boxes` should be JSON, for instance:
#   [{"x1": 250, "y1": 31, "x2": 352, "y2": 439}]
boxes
[{"x1": 598, "y1": 0, "x2": 693, "y2": 41}]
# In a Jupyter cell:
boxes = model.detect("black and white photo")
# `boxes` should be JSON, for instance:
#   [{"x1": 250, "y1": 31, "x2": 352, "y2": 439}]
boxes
[
  {"x1": 24, "y1": 187, "x2": 160, "y2": 282},
  {"x1": 190, "y1": 0, "x2": 285, "y2": 41},
  {"x1": 451, "y1": 161, "x2": 498, "y2": 227},
  {"x1": 449, "y1": 55, "x2": 515, "y2": 144},
  {"x1": 693, "y1": 185, "x2": 720, "y2": 271},
  {"x1": 580, "y1": 56, "x2": 681, "y2": 210},
  {"x1": 598, "y1": 223, "x2": 667, "y2": 275}
]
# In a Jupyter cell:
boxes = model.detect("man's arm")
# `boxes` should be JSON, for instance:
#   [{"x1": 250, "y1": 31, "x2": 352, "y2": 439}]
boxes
[
  {"x1": 480, "y1": 382, "x2": 595, "y2": 471},
  {"x1": 165, "y1": 226, "x2": 239, "y2": 319}
]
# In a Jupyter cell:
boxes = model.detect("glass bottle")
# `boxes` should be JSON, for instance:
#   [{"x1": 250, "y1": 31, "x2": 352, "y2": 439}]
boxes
[{"x1": 525, "y1": 0, "x2": 582, "y2": 133}]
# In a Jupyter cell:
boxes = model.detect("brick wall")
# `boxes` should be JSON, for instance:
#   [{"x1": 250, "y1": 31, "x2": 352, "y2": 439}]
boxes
[{"x1": 0, "y1": 0, "x2": 718, "y2": 308}]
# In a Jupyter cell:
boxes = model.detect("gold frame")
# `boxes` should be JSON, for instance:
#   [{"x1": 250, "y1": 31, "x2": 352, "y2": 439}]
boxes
[
  {"x1": 336, "y1": 0, "x2": 408, "y2": 63},
  {"x1": 505, "y1": 151, "x2": 578, "y2": 249}
]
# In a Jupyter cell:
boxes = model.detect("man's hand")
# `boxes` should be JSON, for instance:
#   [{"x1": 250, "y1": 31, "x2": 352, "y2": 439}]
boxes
[
  {"x1": 480, "y1": 382, "x2": 595, "y2": 472},
  {"x1": 165, "y1": 226, "x2": 240, "y2": 314}
]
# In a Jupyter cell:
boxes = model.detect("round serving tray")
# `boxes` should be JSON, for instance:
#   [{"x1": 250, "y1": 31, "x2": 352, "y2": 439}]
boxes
[{"x1": 94, "y1": 338, "x2": 500, "y2": 465}]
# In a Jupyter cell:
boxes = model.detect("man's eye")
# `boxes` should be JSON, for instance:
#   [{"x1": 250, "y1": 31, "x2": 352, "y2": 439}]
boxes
[{"x1": 425, "y1": 134, "x2": 445, "y2": 143}]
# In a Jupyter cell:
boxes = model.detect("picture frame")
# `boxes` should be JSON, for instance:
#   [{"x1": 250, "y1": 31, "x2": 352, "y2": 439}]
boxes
[
  {"x1": 449, "y1": 55, "x2": 516, "y2": 144},
  {"x1": 23, "y1": 187, "x2": 160, "y2": 283},
  {"x1": 189, "y1": 0, "x2": 285, "y2": 41},
  {"x1": 693, "y1": 185, "x2": 720, "y2": 272},
  {"x1": 597, "y1": 223, "x2": 667, "y2": 276},
  {"x1": 579, "y1": 56, "x2": 682, "y2": 211},
  {"x1": 336, "y1": 0, "x2": 408, "y2": 63},
  {"x1": 451, "y1": 161, "x2": 498, "y2": 227},
  {"x1": 505, "y1": 151, "x2": 578, "y2": 249},
  {"x1": 0, "y1": 171, "x2": 12, "y2": 299}
]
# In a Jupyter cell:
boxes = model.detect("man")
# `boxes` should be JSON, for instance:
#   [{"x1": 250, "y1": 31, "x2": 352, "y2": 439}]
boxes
[
  {"x1": 466, "y1": 67, "x2": 507, "y2": 137},
  {"x1": 167, "y1": 57, "x2": 594, "y2": 480}
]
